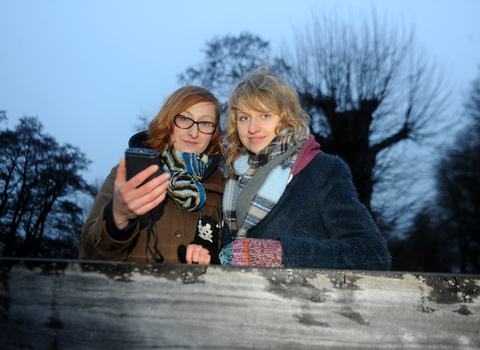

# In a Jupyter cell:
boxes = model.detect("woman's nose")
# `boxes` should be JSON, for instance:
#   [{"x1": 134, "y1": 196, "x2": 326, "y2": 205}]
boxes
[
  {"x1": 188, "y1": 123, "x2": 199, "y2": 138},
  {"x1": 248, "y1": 119, "x2": 260, "y2": 134}
]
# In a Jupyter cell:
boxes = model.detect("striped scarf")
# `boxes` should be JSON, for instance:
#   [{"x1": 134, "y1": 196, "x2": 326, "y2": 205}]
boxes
[
  {"x1": 223, "y1": 130, "x2": 307, "y2": 239},
  {"x1": 159, "y1": 145, "x2": 211, "y2": 211}
]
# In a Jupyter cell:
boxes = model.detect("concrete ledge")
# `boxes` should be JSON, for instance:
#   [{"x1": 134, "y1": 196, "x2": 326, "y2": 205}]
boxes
[{"x1": 1, "y1": 258, "x2": 479, "y2": 349}]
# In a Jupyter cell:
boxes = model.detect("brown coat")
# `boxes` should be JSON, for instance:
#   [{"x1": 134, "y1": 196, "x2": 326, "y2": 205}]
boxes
[{"x1": 79, "y1": 165, "x2": 225, "y2": 263}]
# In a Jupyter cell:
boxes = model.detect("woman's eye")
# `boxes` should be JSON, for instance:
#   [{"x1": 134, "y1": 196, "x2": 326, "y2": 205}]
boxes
[
  {"x1": 238, "y1": 115, "x2": 249, "y2": 121},
  {"x1": 200, "y1": 121, "x2": 211, "y2": 126},
  {"x1": 181, "y1": 116, "x2": 190, "y2": 122},
  {"x1": 262, "y1": 114, "x2": 270, "y2": 119}
]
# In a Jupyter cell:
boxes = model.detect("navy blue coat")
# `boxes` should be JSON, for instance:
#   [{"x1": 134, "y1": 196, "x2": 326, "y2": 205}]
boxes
[{"x1": 222, "y1": 153, "x2": 392, "y2": 270}]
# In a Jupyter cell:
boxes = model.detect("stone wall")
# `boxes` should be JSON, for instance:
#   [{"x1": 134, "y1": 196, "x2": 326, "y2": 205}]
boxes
[{"x1": 1, "y1": 259, "x2": 479, "y2": 349}]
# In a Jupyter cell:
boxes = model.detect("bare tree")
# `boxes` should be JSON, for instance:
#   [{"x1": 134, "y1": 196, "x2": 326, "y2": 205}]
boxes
[
  {"x1": 133, "y1": 108, "x2": 153, "y2": 133},
  {"x1": 136, "y1": 32, "x2": 272, "y2": 133},
  {"x1": 0, "y1": 116, "x2": 93, "y2": 258},
  {"x1": 176, "y1": 14, "x2": 456, "y2": 234},
  {"x1": 277, "y1": 10, "x2": 455, "y2": 229},
  {"x1": 388, "y1": 204, "x2": 457, "y2": 272},
  {"x1": 177, "y1": 32, "x2": 273, "y2": 133},
  {"x1": 391, "y1": 69, "x2": 480, "y2": 273},
  {"x1": 464, "y1": 65, "x2": 480, "y2": 123},
  {"x1": 178, "y1": 32, "x2": 271, "y2": 103},
  {"x1": 435, "y1": 70, "x2": 480, "y2": 273}
]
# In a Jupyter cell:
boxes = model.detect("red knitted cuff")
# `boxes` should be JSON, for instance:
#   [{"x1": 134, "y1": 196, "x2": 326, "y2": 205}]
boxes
[
  {"x1": 232, "y1": 239, "x2": 249, "y2": 266},
  {"x1": 232, "y1": 238, "x2": 283, "y2": 267},
  {"x1": 248, "y1": 239, "x2": 283, "y2": 267}
]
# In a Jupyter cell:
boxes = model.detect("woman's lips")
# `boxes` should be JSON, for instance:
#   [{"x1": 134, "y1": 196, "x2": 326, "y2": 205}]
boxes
[
  {"x1": 183, "y1": 140, "x2": 198, "y2": 146},
  {"x1": 248, "y1": 136, "x2": 265, "y2": 143}
]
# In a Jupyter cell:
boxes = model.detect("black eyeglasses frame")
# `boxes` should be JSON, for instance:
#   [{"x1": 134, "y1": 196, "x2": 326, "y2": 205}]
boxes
[{"x1": 173, "y1": 114, "x2": 217, "y2": 135}]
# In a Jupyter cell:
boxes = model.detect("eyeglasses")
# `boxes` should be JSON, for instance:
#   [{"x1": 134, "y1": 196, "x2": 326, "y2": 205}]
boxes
[{"x1": 174, "y1": 114, "x2": 217, "y2": 135}]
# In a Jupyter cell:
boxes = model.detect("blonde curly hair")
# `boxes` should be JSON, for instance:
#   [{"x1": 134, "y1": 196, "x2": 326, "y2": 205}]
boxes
[{"x1": 223, "y1": 65, "x2": 310, "y2": 174}]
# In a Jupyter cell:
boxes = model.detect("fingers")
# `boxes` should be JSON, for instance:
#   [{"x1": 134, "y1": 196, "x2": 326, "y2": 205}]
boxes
[
  {"x1": 186, "y1": 244, "x2": 211, "y2": 265},
  {"x1": 122, "y1": 171, "x2": 170, "y2": 202},
  {"x1": 186, "y1": 244, "x2": 196, "y2": 264},
  {"x1": 114, "y1": 158, "x2": 128, "y2": 188},
  {"x1": 117, "y1": 180, "x2": 168, "y2": 219},
  {"x1": 127, "y1": 164, "x2": 162, "y2": 190},
  {"x1": 201, "y1": 253, "x2": 211, "y2": 265},
  {"x1": 112, "y1": 161, "x2": 171, "y2": 227}
]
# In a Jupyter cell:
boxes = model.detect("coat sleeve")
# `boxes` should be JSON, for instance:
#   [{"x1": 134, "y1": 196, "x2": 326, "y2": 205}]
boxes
[
  {"x1": 278, "y1": 156, "x2": 392, "y2": 271},
  {"x1": 78, "y1": 165, "x2": 140, "y2": 261}
]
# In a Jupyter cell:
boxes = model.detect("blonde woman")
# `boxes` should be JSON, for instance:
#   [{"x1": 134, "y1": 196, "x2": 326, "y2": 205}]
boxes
[{"x1": 220, "y1": 66, "x2": 391, "y2": 269}]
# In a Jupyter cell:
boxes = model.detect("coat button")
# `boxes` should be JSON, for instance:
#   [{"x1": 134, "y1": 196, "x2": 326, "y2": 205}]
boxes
[
  {"x1": 174, "y1": 230, "x2": 181, "y2": 238},
  {"x1": 184, "y1": 234, "x2": 189, "y2": 238}
]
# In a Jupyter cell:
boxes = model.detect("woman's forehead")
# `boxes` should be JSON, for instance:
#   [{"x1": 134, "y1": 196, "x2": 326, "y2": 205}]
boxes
[{"x1": 236, "y1": 99, "x2": 272, "y2": 113}]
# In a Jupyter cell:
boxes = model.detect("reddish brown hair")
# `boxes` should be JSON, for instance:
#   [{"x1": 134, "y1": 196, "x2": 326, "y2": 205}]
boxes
[{"x1": 146, "y1": 86, "x2": 222, "y2": 155}]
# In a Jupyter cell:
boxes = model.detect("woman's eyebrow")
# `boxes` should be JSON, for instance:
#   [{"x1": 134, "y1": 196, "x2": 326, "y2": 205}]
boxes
[
  {"x1": 199, "y1": 115, "x2": 215, "y2": 121},
  {"x1": 182, "y1": 110, "x2": 214, "y2": 120}
]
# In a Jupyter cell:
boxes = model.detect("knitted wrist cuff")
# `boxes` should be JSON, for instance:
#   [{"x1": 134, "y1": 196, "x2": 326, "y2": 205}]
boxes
[
  {"x1": 232, "y1": 239, "x2": 249, "y2": 266},
  {"x1": 231, "y1": 238, "x2": 282, "y2": 267},
  {"x1": 219, "y1": 244, "x2": 234, "y2": 265},
  {"x1": 248, "y1": 239, "x2": 283, "y2": 267}
]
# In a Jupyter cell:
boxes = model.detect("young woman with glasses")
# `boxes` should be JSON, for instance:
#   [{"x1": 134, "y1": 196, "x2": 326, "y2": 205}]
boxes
[{"x1": 80, "y1": 86, "x2": 224, "y2": 264}]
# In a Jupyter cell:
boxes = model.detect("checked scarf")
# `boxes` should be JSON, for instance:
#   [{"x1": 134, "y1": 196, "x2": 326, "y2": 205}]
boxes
[
  {"x1": 223, "y1": 130, "x2": 307, "y2": 239},
  {"x1": 159, "y1": 145, "x2": 211, "y2": 212}
]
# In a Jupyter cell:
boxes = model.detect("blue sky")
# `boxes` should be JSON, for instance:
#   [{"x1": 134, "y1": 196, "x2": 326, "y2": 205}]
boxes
[{"x1": 1, "y1": 0, "x2": 479, "y2": 184}]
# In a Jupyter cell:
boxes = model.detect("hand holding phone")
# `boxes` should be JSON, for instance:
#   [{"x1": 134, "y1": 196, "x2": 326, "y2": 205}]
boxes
[
  {"x1": 112, "y1": 149, "x2": 168, "y2": 229},
  {"x1": 125, "y1": 148, "x2": 163, "y2": 186}
]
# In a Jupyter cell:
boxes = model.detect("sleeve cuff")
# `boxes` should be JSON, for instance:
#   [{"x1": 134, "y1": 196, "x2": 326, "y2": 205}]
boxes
[{"x1": 105, "y1": 199, "x2": 138, "y2": 241}]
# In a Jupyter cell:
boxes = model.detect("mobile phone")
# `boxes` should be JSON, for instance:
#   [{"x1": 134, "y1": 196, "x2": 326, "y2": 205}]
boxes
[{"x1": 125, "y1": 148, "x2": 163, "y2": 185}]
